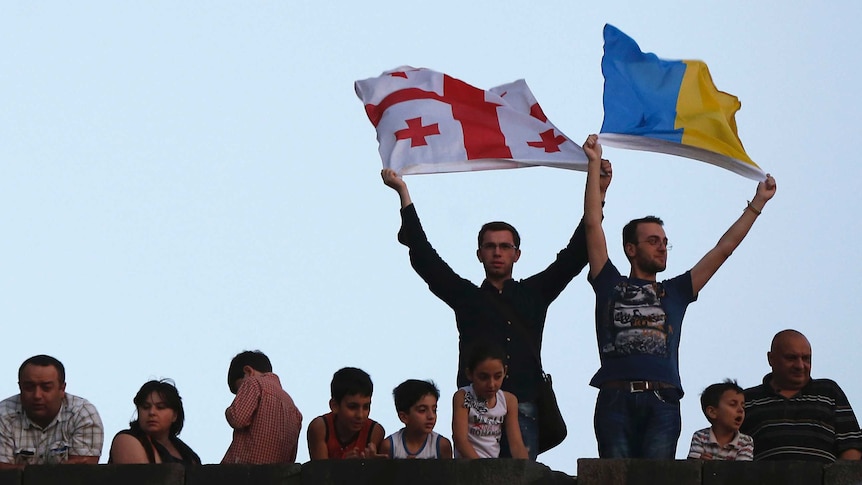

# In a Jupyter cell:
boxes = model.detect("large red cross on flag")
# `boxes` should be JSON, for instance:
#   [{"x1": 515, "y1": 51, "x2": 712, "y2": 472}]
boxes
[{"x1": 355, "y1": 66, "x2": 587, "y2": 175}]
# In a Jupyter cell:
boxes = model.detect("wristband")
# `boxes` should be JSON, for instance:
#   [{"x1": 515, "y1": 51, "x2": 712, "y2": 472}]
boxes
[{"x1": 746, "y1": 201, "x2": 762, "y2": 216}]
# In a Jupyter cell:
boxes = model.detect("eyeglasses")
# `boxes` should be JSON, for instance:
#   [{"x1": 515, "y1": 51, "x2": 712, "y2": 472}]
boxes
[
  {"x1": 480, "y1": 242, "x2": 518, "y2": 252},
  {"x1": 638, "y1": 236, "x2": 672, "y2": 250}
]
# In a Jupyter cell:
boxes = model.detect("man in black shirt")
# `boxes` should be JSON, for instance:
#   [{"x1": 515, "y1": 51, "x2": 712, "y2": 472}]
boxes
[{"x1": 381, "y1": 163, "x2": 611, "y2": 459}]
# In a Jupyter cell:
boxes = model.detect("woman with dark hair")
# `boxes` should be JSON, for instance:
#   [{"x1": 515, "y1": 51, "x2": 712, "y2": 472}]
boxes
[{"x1": 109, "y1": 380, "x2": 201, "y2": 464}]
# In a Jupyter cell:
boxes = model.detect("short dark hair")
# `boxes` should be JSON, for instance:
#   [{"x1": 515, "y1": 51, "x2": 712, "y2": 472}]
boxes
[
  {"x1": 622, "y1": 215, "x2": 664, "y2": 247},
  {"x1": 700, "y1": 379, "x2": 744, "y2": 423},
  {"x1": 478, "y1": 221, "x2": 520, "y2": 249},
  {"x1": 393, "y1": 379, "x2": 440, "y2": 413},
  {"x1": 131, "y1": 379, "x2": 186, "y2": 436},
  {"x1": 227, "y1": 350, "x2": 273, "y2": 393},
  {"x1": 19, "y1": 355, "x2": 65, "y2": 384},
  {"x1": 465, "y1": 343, "x2": 507, "y2": 373},
  {"x1": 331, "y1": 367, "x2": 373, "y2": 403}
]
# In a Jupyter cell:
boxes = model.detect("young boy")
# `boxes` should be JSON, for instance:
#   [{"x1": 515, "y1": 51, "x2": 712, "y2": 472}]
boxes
[
  {"x1": 307, "y1": 367, "x2": 385, "y2": 459},
  {"x1": 688, "y1": 379, "x2": 754, "y2": 461},
  {"x1": 380, "y1": 379, "x2": 453, "y2": 459},
  {"x1": 222, "y1": 350, "x2": 303, "y2": 464}
]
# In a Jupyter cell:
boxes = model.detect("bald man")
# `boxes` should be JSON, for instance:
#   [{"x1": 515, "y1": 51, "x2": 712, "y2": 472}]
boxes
[{"x1": 741, "y1": 330, "x2": 862, "y2": 462}]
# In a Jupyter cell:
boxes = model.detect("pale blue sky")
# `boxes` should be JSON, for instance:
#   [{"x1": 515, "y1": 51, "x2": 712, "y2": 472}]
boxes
[{"x1": 2, "y1": 1, "x2": 861, "y2": 474}]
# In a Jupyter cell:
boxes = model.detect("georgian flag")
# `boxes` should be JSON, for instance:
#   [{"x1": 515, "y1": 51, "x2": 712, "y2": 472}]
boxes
[{"x1": 355, "y1": 66, "x2": 587, "y2": 175}]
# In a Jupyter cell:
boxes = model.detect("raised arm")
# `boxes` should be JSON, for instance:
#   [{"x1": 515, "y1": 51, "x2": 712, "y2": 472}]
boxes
[
  {"x1": 381, "y1": 169, "x2": 412, "y2": 208},
  {"x1": 583, "y1": 134, "x2": 613, "y2": 279},
  {"x1": 523, "y1": 145, "x2": 612, "y2": 300},
  {"x1": 690, "y1": 174, "x2": 777, "y2": 294},
  {"x1": 384, "y1": 167, "x2": 474, "y2": 305}
]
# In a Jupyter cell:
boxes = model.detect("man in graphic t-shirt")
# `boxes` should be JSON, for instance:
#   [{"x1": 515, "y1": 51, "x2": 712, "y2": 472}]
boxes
[{"x1": 581, "y1": 134, "x2": 776, "y2": 458}]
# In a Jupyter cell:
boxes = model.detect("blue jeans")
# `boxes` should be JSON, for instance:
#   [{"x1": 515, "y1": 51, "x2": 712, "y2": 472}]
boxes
[
  {"x1": 593, "y1": 387, "x2": 681, "y2": 458},
  {"x1": 499, "y1": 401, "x2": 538, "y2": 460}
]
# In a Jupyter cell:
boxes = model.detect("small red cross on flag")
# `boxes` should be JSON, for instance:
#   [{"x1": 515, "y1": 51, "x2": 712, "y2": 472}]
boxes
[
  {"x1": 355, "y1": 66, "x2": 587, "y2": 175},
  {"x1": 528, "y1": 129, "x2": 567, "y2": 153},
  {"x1": 395, "y1": 117, "x2": 440, "y2": 147}
]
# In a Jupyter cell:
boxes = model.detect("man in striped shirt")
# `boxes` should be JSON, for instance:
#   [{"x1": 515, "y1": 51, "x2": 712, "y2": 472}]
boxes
[{"x1": 741, "y1": 330, "x2": 862, "y2": 462}]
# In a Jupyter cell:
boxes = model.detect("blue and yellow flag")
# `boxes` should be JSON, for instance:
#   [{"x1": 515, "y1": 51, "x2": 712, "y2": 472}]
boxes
[{"x1": 599, "y1": 24, "x2": 765, "y2": 181}]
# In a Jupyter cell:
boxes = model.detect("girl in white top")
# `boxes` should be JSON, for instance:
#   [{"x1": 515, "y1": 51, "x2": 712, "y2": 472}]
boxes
[{"x1": 452, "y1": 344, "x2": 528, "y2": 458}]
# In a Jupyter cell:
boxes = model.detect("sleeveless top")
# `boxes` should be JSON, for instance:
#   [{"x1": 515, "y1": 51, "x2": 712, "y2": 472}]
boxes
[
  {"x1": 458, "y1": 384, "x2": 507, "y2": 458},
  {"x1": 109, "y1": 428, "x2": 200, "y2": 464},
  {"x1": 386, "y1": 428, "x2": 443, "y2": 459},
  {"x1": 322, "y1": 412, "x2": 379, "y2": 459}
]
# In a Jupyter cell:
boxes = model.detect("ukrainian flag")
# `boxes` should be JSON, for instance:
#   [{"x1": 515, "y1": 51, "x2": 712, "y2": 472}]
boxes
[{"x1": 599, "y1": 24, "x2": 765, "y2": 181}]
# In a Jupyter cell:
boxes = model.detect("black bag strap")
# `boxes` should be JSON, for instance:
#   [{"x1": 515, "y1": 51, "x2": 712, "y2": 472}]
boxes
[{"x1": 481, "y1": 290, "x2": 544, "y2": 372}]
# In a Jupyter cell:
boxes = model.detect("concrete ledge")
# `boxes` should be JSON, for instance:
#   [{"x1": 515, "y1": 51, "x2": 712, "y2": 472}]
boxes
[
  {"x1": 577, "y1": 458, "x2": 701, "y2": 485},
  {"x1": 702, "y1": 460, "x2": 823, "y2": 485},
  {"x1": 0, "y1": 470, "x2": 20, "y2": 485},
  {"x1": 824, "y1": 461, "x2": 862, "y2": 485},
  {"x1": 21, "y1": 464, "x2": 185, "y2": 485},
  {"x1": 4, "y1": 459, "x2": 862, "y2": 484},
  {"x1": 301, "y1": 459, "x2": 457, "y2": 485},
  {"x1": 300, "y1": 459, "x2": 572, "y2": 485},
  {"x1": 185, "y1": 464, "x2": 302, "y2": 485}
]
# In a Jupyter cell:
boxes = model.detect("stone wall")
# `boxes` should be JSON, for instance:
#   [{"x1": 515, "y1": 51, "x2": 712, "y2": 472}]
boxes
[
  {"x1": 1, "y1": 459, "x2": 861, "y2": 484},
  {"x1": 577, "y1": 459, "x2": 862, "y2": 485}
]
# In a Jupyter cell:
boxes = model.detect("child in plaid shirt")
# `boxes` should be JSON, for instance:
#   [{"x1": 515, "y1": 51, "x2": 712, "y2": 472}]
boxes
[{"x1": 221, "y1": 351, "x2": 303, "y2": 464}]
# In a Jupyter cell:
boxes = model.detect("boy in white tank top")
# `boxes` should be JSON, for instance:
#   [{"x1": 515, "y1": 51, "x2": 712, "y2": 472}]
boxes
[{"x1": 380, "y1": 380, "x2": 453, "y2": 459}]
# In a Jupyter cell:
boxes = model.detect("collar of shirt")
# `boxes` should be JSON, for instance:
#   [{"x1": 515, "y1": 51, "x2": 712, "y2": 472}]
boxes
[
  {"x1": 480, "y1": 278, "x2": 516, "y2": 294},
  {"x1": 761, "y1": 372, "x2": 814, "y2": 398},
  {"x1": 707, "y1": 428, "x2": 742, "y2": 449}
]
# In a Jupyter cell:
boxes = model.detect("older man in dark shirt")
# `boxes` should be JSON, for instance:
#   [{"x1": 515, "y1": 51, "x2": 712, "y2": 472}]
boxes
[{"x1": 742, "y1": 329, "x2": 862, "y2": 462}]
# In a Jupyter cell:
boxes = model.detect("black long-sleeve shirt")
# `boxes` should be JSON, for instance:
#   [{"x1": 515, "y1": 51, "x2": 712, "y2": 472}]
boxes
[{"x1": 398, "y1": 203, "x2": 588, "y2": 402}]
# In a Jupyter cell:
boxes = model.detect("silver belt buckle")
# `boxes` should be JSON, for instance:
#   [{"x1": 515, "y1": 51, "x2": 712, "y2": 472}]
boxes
[{"x1": 630, "y1": 381, "x2": 645, "y2": 393}]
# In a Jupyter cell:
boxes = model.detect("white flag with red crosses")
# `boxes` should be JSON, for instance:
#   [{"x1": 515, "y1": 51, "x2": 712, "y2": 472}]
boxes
[{"x1": 355, "y1": 66, "x2": 587, "y2": 175}]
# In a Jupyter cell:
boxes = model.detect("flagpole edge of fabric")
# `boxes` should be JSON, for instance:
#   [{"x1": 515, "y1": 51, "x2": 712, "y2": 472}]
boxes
[
  {"x1": 597, "y1": 133, "x2": 766, "y2": 182},
  {"x1": 394, "y1": 159, "x2": 588, "y2": 176}
]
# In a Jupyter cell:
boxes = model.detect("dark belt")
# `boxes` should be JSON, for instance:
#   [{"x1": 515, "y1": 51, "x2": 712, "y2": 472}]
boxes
[{"x1": 602, "y1": 380, "x2": 676, "y2": 393}]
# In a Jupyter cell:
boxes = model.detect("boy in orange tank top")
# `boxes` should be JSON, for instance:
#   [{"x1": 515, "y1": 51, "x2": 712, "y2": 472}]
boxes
[{"x1": 307, "y1": 367, "x2": 385, "y2": 459}]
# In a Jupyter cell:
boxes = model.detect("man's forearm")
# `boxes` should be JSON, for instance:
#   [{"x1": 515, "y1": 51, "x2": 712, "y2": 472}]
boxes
[
  {"x1": 584, "y1": 168, "x2": 604, "y2": 227},
  {"x1": 396, "y1": 187, "x2": 412, "y2": 208},
  {"x1": 713, "y1": 201, "x2": 763, "y2": 258},
  {"x1": 66, "y1": 455, "x2": 99, "y2": 464}
]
